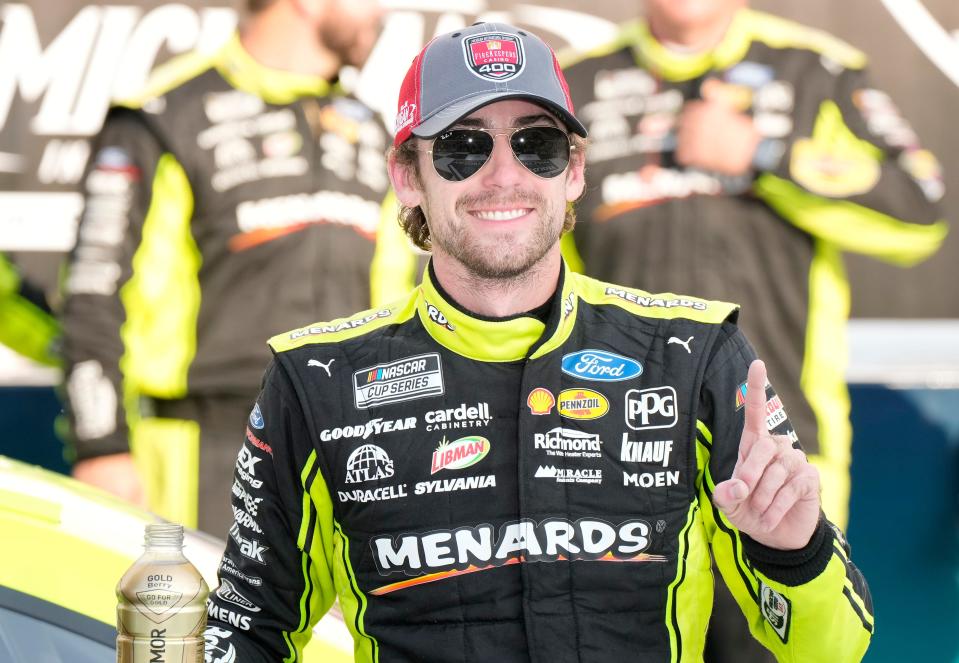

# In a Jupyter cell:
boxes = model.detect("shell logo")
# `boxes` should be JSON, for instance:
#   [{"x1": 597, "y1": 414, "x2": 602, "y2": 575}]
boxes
[
  {"x1": 527, "y1": 388, "x2": 555, "y2": 415},
  {"x1": 557, "y1": 389, "x2": 609, "y2": 420}
]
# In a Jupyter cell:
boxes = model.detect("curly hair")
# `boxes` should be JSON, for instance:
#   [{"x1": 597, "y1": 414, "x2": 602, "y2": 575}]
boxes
[{"x1": 389, "y1": 134, "x2": 587, "y2": 252}]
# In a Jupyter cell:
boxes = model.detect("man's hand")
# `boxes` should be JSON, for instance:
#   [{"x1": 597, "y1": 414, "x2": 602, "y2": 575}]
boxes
[
  {"x1": 713, "y1": 360, "x2": 821, "y2": 550},
  {"x1": 73, "y1": 452, "x2": 146, "y2": 507},
  {"x1": 675, "y1": 96, "x2": 761, "y2": 176}
]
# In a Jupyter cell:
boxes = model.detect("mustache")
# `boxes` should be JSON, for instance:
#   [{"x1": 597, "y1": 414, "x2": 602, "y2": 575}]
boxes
[{"x1": 455, "y1": 190, "x2": 546, "y2": 213}]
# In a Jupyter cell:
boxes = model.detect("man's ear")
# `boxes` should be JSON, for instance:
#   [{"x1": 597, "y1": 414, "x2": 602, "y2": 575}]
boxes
[
  {"x1": 388, "y1": 150, "x2": 424, "y2": 209},
  {"x1": 565, "y1": 143, "x2": 586, "y2": 202}
]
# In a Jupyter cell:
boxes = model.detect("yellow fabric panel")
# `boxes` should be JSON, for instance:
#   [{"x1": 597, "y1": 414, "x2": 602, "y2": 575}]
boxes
[
  {"x1": 665, "y1": 500, "x2": 712, "y2": 662},
  {"x1": 131, "y1": 416, "x2": 200, "y2": 528},
  {"x1": 119, "y1": 153, "x2": 201, "y2": 399},
  {"x1": 370, "y1": 190, "x2": 419, "y2": 308},
  {"x1": 755, "y1": 173, "x2": 948, "y2": 265},
  {"x1": 0, "y1": 295, "x2": 60, "y2": 367},
  {"x1": 742, "y1": 10, "x2": 866, "y2": 69},
  {"x1": 559, "y1": 232, "x2": 584, "y2": 274},
  {"x1": 120, "y1": 33, "x2": 332, "y2": 109},
  {"x1": 800, "y1": 242, "x2": 852, "y2": 529}
]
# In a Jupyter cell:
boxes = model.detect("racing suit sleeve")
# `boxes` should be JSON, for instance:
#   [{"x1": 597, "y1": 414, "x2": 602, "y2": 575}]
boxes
[
  {"x1": 697, "y1": 322, "x2": 874, "y2": 661},
  {"x1": 753, "y1": 64, "x2": 948, "y2": 265},
  {"x1": 205, "y1": 359, "x2": 338, "y2": 660},
  {"x1": 0, "y1": 253, "x2": 60, "y2": 367},
  {"x1": 60, "y1": 107, "x2": 192, "y2": 460}
]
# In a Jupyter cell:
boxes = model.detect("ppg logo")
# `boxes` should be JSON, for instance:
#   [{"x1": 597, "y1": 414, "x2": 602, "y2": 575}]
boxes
[{"x1": 625, "y1": 386, "x2": 678, "y2": 430}]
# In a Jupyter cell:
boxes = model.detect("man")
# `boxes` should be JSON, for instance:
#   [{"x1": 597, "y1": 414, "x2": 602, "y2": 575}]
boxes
[
  {"x1": 204, "y1": 23, "x2": 873, "y2": 661},
  {"x1": 62, "y1": 0, "x2": 388, "y2": 533},
  {"x1": 560, "y1": 4, "x2": 944, "y2": 660}
]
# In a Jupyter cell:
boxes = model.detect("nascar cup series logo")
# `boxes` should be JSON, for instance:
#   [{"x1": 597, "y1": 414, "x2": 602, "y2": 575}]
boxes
[{"x1": 463, "y1": 33, "x2": 525, "y2": 81}]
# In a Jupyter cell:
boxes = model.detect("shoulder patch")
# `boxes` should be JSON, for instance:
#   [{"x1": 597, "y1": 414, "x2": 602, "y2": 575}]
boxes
[
  {"x1": 745, "y1": 10, "x2": 867, "y2": 70},
  {"x1": 572, "y1": 273, "x2": 738, "y2": 324},
  {"x1": 269, "y1": 291, "x2": 418, "y2": 353},
  {"x1": 116, "y1": 46, "x2": 220, "y2": 109}
]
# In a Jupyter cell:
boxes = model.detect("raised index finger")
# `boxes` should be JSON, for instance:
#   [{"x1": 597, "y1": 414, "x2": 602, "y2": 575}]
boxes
[{"x1": 743, "y1": 359, "x2": 768, "y2": 436}]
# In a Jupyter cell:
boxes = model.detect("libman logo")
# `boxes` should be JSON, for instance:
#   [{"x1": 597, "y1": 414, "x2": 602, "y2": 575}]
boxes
[
  {"x1": 431, "y1": 436, "x2": 490, "y2": 474},
  {"x1": 369, "y1": 517, "x2": 668, "y2": 595},
  {"x1": 558, "y1": 388, "x2": 609, "y2": 420}
]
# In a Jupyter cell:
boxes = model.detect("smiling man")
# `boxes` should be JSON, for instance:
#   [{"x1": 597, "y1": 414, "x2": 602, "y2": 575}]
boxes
[{"x1": 204, "y1": 23, "x2": 873, "y2": 662}]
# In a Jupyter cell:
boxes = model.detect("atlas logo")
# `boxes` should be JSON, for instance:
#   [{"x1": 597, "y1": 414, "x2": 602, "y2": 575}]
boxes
[
  {"x1": 562, "y1": 350, "x2": 642, "y2": 382},
  {"x1": 463, "y1": 32, "x2": 525, "y2": 82},
  {"x1": 625, "y1": 386, "x2": 677, "y2": 430},
  {"x1": 370, "y1": 517, "x2": 666, "y2": 594},
  {"x1": 344, "y1": 444, "x2": 395, "y2": 484}
]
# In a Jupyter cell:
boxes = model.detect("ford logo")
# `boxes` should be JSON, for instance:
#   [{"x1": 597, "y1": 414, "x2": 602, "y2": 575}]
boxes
[{"x1": 561, "y1": 350, "x2": 642, "y2": 382}]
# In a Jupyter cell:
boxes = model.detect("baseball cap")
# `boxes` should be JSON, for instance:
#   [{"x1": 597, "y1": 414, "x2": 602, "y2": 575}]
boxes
[{"x1": 393, "y1": 22, "x2": 588, "y2": 147}]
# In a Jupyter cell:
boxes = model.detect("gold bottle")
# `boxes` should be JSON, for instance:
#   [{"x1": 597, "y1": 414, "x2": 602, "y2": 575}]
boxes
[{"x1": 116, "y1": 523, "x2": 209, "y2": 663}]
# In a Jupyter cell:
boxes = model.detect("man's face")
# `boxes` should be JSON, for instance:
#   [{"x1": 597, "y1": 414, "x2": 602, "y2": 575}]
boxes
[
  {"x1": 391, "y1": 100, "x2": 585, "y2": 280},
  {"x1": 643, "y1": 0, "x2": 744, "y2": 32},
  {"x1": 318, "y1": 0, "x2": 382, "y2": 69}
]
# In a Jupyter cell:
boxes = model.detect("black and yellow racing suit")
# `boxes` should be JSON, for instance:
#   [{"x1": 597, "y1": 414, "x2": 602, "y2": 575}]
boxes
[
  {"x1": 560, "y1": 8, "x2": 948, "y2": 530},
  {"x1": 204, "y1": 262, "x2": 873, "y2": 662},
  {"x1": 61, "y1": 34, "x2": 389, "y2": 532},
  {"x1": 0, "y1": 253, "x2": 59, "y2": 367}
]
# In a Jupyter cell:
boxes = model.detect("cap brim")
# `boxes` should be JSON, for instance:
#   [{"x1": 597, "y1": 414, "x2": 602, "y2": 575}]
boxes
[{"x1": 411, "y1": 91, "x2": 588, "y2": 139}]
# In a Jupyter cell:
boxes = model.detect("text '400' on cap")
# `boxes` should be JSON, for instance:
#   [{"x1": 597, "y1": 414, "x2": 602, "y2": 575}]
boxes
[{"x1": 393, "y1": 22, "x2": 588, "y2": 147}]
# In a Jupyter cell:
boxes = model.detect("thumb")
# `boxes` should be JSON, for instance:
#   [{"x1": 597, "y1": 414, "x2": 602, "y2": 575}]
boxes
[{"x1": 713, "y1": 478, "x2": 749, "y2": 516}]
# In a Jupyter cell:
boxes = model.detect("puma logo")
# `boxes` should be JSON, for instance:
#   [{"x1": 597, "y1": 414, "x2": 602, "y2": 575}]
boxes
[
  {"x1": 307, "y1": 358, "x2": 335, "y2": 376},
  {"x1": 667, "y1": 336, "x2": 693, "y2": 353}
]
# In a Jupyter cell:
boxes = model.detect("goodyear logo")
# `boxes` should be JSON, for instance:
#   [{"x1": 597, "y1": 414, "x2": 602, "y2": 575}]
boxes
[{"x1": 557, "y1": 389, "x2": 609, "y2": 420}]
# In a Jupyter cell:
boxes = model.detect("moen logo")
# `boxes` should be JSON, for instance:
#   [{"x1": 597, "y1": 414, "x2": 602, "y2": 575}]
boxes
[
  {"x1": 561, "y1": 350, "x2": 642, "y2": 382},
  {"x1": 625, "y1": 386, "x2": 678, "y2": 430},
  {"x1": 431, "y1": 436, "x2": 490, "y2": 474},
  {"x1": 557, "y1": 388, "x2": 609, "y2": 420},
  {"x1": 369, "y1": 517, "x2": 667, "y2": 595}
]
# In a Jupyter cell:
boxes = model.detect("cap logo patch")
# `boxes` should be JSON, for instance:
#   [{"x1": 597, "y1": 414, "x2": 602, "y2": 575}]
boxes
[
  {"x1": 395, "y1": 100, "x2": 417, "y2": 134},
  {"x1": 463, "y1": 32, "x2": 525, "y2": 81}
]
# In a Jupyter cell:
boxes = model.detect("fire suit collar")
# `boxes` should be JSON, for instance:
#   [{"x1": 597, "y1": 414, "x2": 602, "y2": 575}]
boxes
[
  {"x1": 216, "y1": 33, "x2": 339, "y2": 104},
  {"x1": 630, "y1": 8, "x2": 754, "y2": 81},
  {"x1": 417, "y1": 260, "x2": 578, "y2": 362}
]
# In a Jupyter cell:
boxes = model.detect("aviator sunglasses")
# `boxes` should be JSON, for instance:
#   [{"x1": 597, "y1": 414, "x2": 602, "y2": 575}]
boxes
[{"x1": 428, "y1": 126, "x2": 574, "y2": 182}]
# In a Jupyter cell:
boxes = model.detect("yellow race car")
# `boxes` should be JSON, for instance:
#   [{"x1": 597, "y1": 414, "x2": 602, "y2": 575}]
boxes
[{"x1": 0, "y1": 455, "x2": 352, "y2": 661}]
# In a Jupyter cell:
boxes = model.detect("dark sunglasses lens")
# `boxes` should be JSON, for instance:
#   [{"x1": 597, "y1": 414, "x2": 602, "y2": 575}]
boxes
[
  {"x1": 431, "y1": 130, "x2": 494, "y2": 181},
  {"x1": 510, "y1": 127, "x2": 571, "y2": 178}
]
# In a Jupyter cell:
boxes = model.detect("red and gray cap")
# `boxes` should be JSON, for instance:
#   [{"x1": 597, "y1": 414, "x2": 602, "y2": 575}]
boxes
[{"x1": 393, "y1": 22, "x2": 588, "y2": 147}]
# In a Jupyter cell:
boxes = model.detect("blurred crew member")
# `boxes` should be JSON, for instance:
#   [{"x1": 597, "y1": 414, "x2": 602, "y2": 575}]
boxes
[
  {"x1": 561, "y1": 1, "x2": 947, "y2": 660},
  {"x1": 62, "y1": 0, "x2": 388, "y2": 533},
  {"x1": 204, "y1": 23, "x2": 873, "y2": 662}
]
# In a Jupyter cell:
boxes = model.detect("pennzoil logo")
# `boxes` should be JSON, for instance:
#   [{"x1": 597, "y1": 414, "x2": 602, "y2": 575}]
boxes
[
  {"x1": 430, "y1": 435, "x2": 490, "y2": 474},
  {"x1": 463, "y1": 32, "x2": 525, "y2": 81},
  {"x1": 527, "y1": 387, "x2": 555, "y2": 415},
  {"x1": 557, "y1": 388, "x2": 609, "y2": 420}
]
